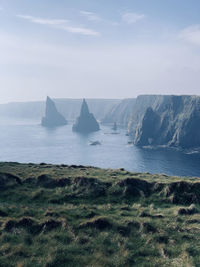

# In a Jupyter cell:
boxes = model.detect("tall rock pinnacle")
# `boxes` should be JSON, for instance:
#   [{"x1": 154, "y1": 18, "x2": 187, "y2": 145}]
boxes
[
  {"x1": 72, "y1": 99, "x2": 100, "y2": 133},
  {"x1": 41, "y1": 96, "x2": 67, "y2": 127}
]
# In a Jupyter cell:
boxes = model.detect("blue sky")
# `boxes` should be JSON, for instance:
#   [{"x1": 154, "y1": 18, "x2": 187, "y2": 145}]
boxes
[{"x1": 0, "y1": 0, "x2": 200, "y2": 103}]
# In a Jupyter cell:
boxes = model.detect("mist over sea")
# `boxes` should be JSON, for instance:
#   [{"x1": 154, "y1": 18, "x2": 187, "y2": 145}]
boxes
[{"x1": 0, "y1": 118, "x2": 200, "y2": 177}]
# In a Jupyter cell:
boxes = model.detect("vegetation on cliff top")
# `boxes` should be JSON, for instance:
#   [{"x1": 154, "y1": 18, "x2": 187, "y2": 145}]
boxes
[{"x1": 0, "y1": 162, "x2": 199, "y2": 267}]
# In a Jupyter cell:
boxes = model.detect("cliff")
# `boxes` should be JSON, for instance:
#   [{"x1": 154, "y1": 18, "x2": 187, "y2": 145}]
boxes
[
  {"x1": 41, "y1": 96, "x2": 67, "y2": 127},
  {"x1": 72, "y1": 99, "x2": 100, "y2": 133},
  {"x1": 102, "y1": 98, "x2": 136, "y2": 127},
  {"x1": 0, "y1": 99, "x2": 120, "y2": 121},
  {"x1": 55, "y1": 99, "x2": 120, "y2": 122},
  {"x1": 128, "y1": 95, "x2": 200, "y2": 149}
]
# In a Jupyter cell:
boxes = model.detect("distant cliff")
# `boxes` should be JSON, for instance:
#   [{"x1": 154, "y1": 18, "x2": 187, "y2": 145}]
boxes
[
  {"x1": 102, "y1": 98, "x2": 136, "y2": 127},
  {"x1": 41, "y1": 97, "x2": 67, "y2": 127},
  {"x1": 55, "y1": 99, "x2": 120, "y2": 122},
  {"x1": 0, "y1": 99, "x2": 120, "y2": 121},
  {"x1": 72, "y1": 99, "x2": 100, "y2": 133},
  {"x1": 128, "y1": 95, "x2": 200, "y2": 149}
]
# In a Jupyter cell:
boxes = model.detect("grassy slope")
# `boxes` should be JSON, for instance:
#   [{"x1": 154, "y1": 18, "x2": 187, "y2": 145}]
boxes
[{"x1": 0, "y1": 162, "x2": 199, "y2": 267}]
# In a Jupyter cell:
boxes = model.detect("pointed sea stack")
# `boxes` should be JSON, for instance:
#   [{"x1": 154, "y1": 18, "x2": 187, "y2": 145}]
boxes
[
  {"x1": 41, "y1": 96, "x2": 67, "y2": 127},
  {"x1": 112, "y1": 122, "x2": 117, "y2": 131},
  {"x1": 72, "y1": 99, "x2": 100, "y2": 133}
]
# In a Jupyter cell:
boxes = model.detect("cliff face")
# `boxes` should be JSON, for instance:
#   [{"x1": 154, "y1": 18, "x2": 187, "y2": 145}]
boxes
[
  {"x1": 134, "y1": 107, "x2": 160, "y2": 146},
  {"x1": 72, "y1": 99, "x2": 100, "y2": 133},
  {"x1": 102, "y1": 98, "x2": 136, "y2": 127},
  {"x1": 129, "y1": 95, "x2": 200, "y2": 149},
  {"x1": 41, "y1": 97, "x2": 67, "y2": 127}
]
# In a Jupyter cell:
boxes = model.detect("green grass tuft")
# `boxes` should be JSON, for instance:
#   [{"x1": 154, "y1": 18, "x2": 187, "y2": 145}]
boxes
[{"x1": 0, "y1": 162, "x2": 199, "y2": 266}]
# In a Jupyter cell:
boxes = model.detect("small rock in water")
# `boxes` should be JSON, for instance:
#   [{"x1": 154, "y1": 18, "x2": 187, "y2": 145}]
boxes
[{"x1": 89, "y1": 141, "x2": 101, "y2": 146}]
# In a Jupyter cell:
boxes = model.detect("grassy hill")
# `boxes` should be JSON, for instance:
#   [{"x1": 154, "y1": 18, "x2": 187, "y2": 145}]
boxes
[{"x1": 0, "y1": 162, "x2": 199, "y2": 267}]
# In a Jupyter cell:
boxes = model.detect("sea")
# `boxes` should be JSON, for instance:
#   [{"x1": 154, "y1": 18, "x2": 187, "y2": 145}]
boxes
[{"x1": 0, "y1": 118, "x2": 200, "y2": 177}]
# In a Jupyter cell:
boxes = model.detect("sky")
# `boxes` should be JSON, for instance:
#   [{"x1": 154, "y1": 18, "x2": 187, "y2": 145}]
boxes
[{"x1": 1, "y1": 0, "x2": 200, "y2": 103}]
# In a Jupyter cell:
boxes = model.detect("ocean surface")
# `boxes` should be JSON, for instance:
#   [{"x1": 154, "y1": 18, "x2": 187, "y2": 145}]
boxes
[{"x1": 0, "y1": 119, "x2": 200, "y2": 177}]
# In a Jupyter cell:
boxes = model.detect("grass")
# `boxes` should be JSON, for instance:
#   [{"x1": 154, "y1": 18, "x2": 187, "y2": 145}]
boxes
[{"x1": 0, "y1": 162, "x2": 199, "y2": 266}]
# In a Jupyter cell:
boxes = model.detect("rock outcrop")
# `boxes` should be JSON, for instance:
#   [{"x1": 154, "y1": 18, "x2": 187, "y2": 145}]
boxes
[
  {"x1": 72, "y1": 99, "x2": 100, "y2": 133},
  {"x1": 128, "y1": 95, "x2": 200, "y2": 149},
  {"x1": 41, "y1": 96, "x2": 67, "y2": 127}
]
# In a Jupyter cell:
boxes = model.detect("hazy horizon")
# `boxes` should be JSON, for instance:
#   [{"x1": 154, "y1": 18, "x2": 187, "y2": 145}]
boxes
[
  {"x1": 1, "y1": 0, "x2": 200, "y2": 103},
  {"x1": 1, "y1": 93, "x2": 200, "y2": 105}
]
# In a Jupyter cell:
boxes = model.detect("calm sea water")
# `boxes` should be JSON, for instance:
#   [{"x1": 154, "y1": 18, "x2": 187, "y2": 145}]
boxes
[{"x1": 0, "y1": 119, "x2": 200, "y2": 177}]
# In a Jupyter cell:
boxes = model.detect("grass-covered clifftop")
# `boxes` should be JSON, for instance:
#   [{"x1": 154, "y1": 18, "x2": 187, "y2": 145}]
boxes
[{"x1": 0, "y1": 162, "x2": 199, "y2": 267}]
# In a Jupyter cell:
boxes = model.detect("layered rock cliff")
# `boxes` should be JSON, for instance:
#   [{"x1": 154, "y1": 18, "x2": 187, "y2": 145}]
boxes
[
  {"x1": 72, "y1": 99, "x2": 100, "y2": 133},
  {"x1": 41, "y1": 96, "x2": 67, "y2": 127},
  {"x1": 128, "y1": 95, "x2": 200, "y2": 149},
  {"x1": 102, "y1": 98, "x2": 136, "y2": 127}
]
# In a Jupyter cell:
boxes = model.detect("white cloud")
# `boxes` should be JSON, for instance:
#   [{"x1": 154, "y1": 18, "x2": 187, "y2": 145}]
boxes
[
  {"x1": 122, "y1": 12, "x2": 145, "y2": 24},
  {"x1": 80, "y1": 10, "x2": 121, "y2": 27},
  {"x1": 179, "y1": 25, "x2": 200, "y2": 45},
  {"x1": 59, "y1": 25, "x2": 100, "y2": 36},
  {"x1": 17, "y1": 15, "x2": 100, "y2": 36},
  {"x1": 17, "y1": 15, "x2": 68, "y2": 25},
  {"x1": 80, "y1": 11, "x2": 101, "y2": 22}
]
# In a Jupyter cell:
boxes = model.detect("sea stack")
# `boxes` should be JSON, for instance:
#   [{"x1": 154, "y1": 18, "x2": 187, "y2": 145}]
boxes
[
  {"x1": 72, "y1": 99, "x2": 100, "y2": 133},
  {"x1": 41, "y1": 96, "x2": 67, "y2": 127},
  {"x1": 112, "y1": 122, "x2": 117, "y2": 131}
]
